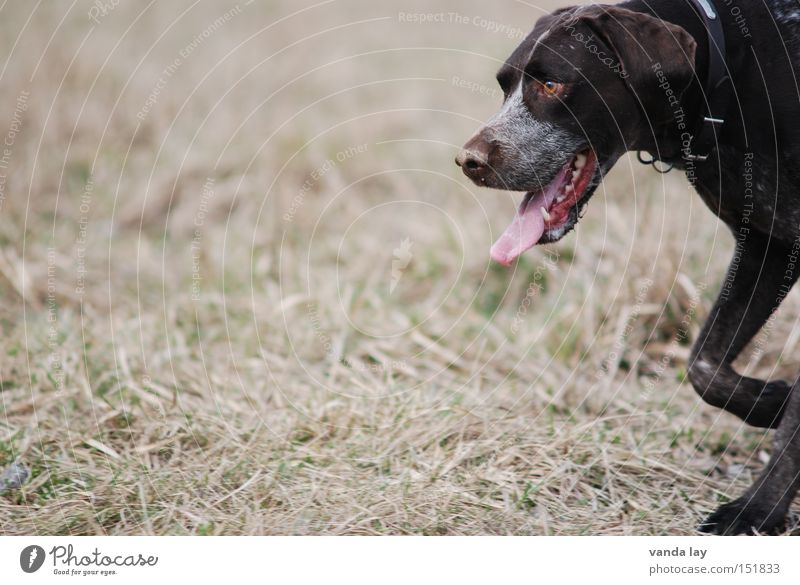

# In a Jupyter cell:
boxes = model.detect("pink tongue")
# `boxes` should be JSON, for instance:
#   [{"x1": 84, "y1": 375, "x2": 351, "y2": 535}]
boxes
[{"x1": 490, "y1": 191, "x2": 548, "y2": 265}]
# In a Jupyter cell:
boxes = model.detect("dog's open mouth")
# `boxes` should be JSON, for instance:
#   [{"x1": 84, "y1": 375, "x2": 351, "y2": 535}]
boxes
[{"x1": 490, "y1": 149, "x2": 598, "y2": 265}]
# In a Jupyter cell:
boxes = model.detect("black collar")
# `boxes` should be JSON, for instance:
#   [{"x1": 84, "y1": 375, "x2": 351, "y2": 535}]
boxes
[
  {"x1": 685, "y1": 0, "x2": 731, "y2": 161},
  {"x1": 639, "y1": 0, "x2": 733, "y2": 171}
]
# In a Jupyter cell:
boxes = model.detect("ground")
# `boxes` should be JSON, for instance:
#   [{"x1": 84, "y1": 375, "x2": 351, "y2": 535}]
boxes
[{"x1": 0, "y1": 0, "x2": 798, "y2": 535}]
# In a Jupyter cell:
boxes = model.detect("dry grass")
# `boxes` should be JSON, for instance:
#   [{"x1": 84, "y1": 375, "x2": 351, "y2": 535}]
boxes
[{"x1": 0, "y1": 0, "x2": 798, "y2": 535}]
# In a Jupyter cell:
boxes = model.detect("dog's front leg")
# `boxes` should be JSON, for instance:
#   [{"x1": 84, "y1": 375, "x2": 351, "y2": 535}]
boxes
[
  {"x1": 688, "y1": 232, "x2": 797, "y2": 428},
  {"x1": 700, "y1": 384, "x2": 800, "y2": 535}
]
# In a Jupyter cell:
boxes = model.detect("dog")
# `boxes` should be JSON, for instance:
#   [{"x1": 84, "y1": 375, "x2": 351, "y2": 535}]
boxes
[{"x1": 456, "y1": 0, "x2": 800, "y2": 535}]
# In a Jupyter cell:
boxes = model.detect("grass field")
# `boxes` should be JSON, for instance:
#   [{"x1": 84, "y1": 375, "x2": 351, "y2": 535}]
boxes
[{"x1": 0, "y1": 0, "x2": 798, "y2": 535}]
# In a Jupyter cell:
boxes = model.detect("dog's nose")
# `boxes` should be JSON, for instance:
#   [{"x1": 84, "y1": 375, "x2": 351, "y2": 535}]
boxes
[
  {"x1": 455, "y1": 138, "x2": 492, "y2": 183},
  {"x1": 456, "y1": 128, "x2": 493, "y2": 183}
]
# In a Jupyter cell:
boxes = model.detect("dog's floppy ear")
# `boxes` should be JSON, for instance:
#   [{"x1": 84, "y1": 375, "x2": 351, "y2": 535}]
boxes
[{"x1": 567, "y1": 5, "x2": 697, "y2": 122}]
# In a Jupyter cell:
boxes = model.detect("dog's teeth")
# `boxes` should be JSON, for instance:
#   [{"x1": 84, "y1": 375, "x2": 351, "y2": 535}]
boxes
[
  {"x1": 565, "y1": 183, "x2": 574, "y2": 193},
  {"x1": 556, "y1": 195, "x2": 566, "y2": 203},
  {"x1": 575, "y1": 153, "x2": 587, "y2": 169},
  {"x1": 540, "y1": 207, "x2": 551, "y2": 221},
  {"x1": 572, "y1": 170, "x2": 580, "y2": 181}
]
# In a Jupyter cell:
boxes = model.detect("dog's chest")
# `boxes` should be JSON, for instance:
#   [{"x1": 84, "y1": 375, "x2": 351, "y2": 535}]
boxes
[{"x1": 692, "y1": 147, "x2": 800, "y2": 243}]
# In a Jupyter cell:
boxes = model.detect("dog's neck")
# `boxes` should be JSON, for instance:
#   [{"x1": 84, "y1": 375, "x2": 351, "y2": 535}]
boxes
[{"x1": 620, "y1": 0, "x2": 737, "y2": 165}]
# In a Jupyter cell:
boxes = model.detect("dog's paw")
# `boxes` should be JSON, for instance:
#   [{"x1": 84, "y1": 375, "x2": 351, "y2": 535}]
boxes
[{"x1": 698, "y1": 498, "x2": 787, "y2": 535}]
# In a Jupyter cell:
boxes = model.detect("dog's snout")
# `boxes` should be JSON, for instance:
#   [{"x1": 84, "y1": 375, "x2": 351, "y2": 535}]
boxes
[{"x1": 456, "y1": 135, "x2": 493, "y2": 182}]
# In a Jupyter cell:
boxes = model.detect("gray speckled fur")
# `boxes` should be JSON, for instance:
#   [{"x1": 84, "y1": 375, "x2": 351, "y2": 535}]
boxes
[{"x1": 480, "y1": 82, "x2": 584, "y2": 191}]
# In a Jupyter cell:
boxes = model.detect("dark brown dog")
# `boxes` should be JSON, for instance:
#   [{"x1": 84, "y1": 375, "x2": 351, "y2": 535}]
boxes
[{"x1": 457, "y1": 0, "x2": 800, "y2": 534}]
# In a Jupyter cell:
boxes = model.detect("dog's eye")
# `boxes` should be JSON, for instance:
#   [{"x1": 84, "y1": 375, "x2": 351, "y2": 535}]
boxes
[{"x1": 540, "y1": 80, "x2": 563, "y2": 96}]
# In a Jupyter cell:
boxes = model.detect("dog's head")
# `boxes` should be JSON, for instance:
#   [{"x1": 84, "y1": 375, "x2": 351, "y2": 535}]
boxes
[{"x1": 456, "y1": 5, "x2": 696, "y2": 264}]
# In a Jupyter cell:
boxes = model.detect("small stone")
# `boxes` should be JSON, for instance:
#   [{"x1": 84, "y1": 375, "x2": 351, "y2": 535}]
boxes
[
  {"x1": 726, "y1": 463, "x2": 746, "y2": 478},
  {"x1": 0, "y1": 462, "x2": 29, "y2": 495}
]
